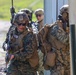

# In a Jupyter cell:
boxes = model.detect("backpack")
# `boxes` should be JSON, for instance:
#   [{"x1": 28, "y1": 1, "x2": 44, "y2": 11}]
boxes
[{"x1": 38, "y1": 24, "x2": 56, "y2": 70}]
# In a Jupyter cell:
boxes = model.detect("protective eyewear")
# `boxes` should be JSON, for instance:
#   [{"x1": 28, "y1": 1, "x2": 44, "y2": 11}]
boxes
[
  {"x1": 36, "y1": 14, "x2": 42, "y2": 17},
  {"x1": 17, "y1": 23, "x2": 26, "y2": 26}
]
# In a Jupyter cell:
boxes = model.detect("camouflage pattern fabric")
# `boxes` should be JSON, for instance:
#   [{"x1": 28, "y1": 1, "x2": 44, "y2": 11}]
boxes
[
  {"x1": 50, "y1": 61, "x2": 70, "y2": 75},
  {"x1": 32, "y1": 20, "x2": 44, "y2": 75},
  {"x1": 38, "y1": 23, "x2": 70, "y2": 75},
  {"x1": 50, "y1": 25, "x2": 69, "y2": 45},
  {"x1": 49, "y1": 24, "x2": 70, "y2": 75},
  {"x1": 6, "y1": 61, "x2": 37, "y2": 75},
  {"x1": 6, "y1": 28, "x2": 38, "y2": 75},
  {"x1": 37, "y1": 50, "x2": 44, "y2": 75}
]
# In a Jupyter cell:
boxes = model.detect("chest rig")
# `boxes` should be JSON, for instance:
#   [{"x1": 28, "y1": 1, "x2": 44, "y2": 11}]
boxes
[{"x1": 8, "y1": 29, "x2": 30, "y2": 54}]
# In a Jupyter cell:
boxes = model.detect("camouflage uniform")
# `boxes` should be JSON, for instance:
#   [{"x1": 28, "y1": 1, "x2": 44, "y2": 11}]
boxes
[
  {"x1": 34, "y1": 9, "x2": 44, "y2": 75},
  {"x1": 50, "y1": 5, "x2": 70, "y2": 75},
  {"x1": 38, "y1": 22, "x2": 70, "y2": 75},
  {"x1": 58, "y1": 4, "x2": 69, "y2": 33},
  {"x1": 5, "y1": 12, "x2": 39, "y2": 75},
  {"x1": 49, "y1": 24, "x2": 70, "y2": 75},
  {"x1": 6, "y1": 28, "x2": 38, "y2": 75},
  {"x1": 38, "y1": 5, "x2": 70, "y2": 75}
]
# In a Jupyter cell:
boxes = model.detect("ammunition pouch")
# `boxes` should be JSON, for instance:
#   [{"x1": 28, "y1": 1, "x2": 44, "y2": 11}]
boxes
[
  {"x1": 44, "y1": 48, "x2": 56, "y2": 70},
  {"x1": 28, "y1": 49, "x2": 39, "y2": 68}
]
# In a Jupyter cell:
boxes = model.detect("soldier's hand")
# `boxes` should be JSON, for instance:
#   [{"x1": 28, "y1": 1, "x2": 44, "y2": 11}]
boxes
[
  {"x1": 2, "y1": 42, "x2": 7, "y2": 51},
  {"x1": 10, "y1": 55, "x2": 14, "y2": 60}
]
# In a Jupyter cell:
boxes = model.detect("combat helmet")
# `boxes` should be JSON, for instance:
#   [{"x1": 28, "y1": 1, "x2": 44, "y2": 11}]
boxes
[
  {"x1": 34, "y1": 8, "x2": 44, "y2": 15},
  {"x1": 13, "y1": 12, "x2": 29, "y2": 25},
  {"x1": 60, "y1": 4, "x2": 69, "y2": 15},
  {"x1": 19, "y1": 8, "x2": 32, "y2": 20},
  {"x1": 19, "y1": 8, "x2": 32, "y2": 14}
]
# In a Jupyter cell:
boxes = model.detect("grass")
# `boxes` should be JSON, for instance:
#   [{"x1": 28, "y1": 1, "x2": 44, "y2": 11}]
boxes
[{"x1": 0, "y1": 0, "x2": 43, "y2": 21}]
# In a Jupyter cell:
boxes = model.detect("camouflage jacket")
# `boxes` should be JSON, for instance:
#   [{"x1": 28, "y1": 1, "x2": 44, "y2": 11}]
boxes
[
  {"x1": 38, "y1": 22, "x2": 70, "y2": 66},
  {"x1": 7, "y1": 28, "x2": 39, "y2": 63}
]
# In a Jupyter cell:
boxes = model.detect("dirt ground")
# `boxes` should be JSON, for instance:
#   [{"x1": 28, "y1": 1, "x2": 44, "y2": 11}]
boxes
[{"x1": 0, "y1": 20, "x2": 10, "y2": 75}]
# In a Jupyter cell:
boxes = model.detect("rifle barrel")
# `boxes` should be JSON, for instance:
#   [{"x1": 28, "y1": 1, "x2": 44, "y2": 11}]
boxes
[{"x1": 11, "y1": 0, "x2": 13, "y2": 7}]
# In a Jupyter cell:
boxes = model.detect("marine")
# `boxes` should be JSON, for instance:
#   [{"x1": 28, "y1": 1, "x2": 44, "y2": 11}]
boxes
[
  {"x1": 5, "y1": 12, "x2": 39, "y2": 75},
  {"x1": 38, "y1": 4, "x2": 70, "y2": 75}
]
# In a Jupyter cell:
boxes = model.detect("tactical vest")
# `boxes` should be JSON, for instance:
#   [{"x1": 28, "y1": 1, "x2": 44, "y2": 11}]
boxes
[
  {"x1": 8, "y1": 29, "x2": 30, "y2": 54},
  {"x1": 39, "y1": 23, "x2": 69, "y2": 66},
  {"x1": 47, "y1": 24, "x2": 69, "y2": 66},
  {"x1": 8, "y1": 29, "x2": 39, "y2": 68}
]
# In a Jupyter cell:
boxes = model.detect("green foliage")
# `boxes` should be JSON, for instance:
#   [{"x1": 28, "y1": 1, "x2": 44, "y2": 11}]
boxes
[{"x1": 0, "y1": 0, "x2": 43, "y2": 21}]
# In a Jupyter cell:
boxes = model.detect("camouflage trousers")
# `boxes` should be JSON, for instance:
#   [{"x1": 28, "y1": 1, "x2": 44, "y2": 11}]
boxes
[
  {"x1": 37, "y1": 50, "x2": 44, "y2": 75},
  {"x1": 50, "y1": 62, "x2": 70, "y2": 75},
  {"x1": 6, "y1": 60, "x2": 37, "y2": 75}
]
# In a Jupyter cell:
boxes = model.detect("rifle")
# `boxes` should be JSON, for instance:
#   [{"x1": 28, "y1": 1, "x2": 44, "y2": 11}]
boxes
[
  {"x1": 10, "y1": 0, "x2": 15, "y2": 25},
  {"x1": 29, "y1": 10, "x2": 33, "y2": 27},
  {"x1": 30, "y1": 11, "x2": 33, "y2": 23}
]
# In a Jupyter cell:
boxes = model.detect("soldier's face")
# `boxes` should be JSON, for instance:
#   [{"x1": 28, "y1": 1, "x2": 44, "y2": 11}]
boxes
[
  {"x1": 36, "y1": 14, "x2": 44, "y2": 22},
  {"x1": 16, "y1": 22, "x2": 27, "y2": 32},
  {"x1": 62, "y1": 12, "x2": 68, "y2": 21}
]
